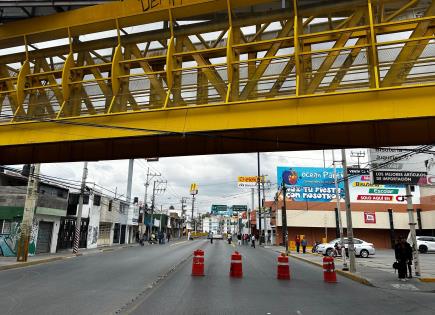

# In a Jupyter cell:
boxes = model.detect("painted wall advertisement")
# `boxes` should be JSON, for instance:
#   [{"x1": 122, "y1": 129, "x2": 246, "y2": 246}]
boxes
[
  {"x1": 277, "y1": 166, "x2": 420, "y2": 204},
  {"x1": 277, "y1": 167, "x2": 344, "y2": 202},
  {"x1": 364, "y1": 212, "x2": 376, "y2": 224}
]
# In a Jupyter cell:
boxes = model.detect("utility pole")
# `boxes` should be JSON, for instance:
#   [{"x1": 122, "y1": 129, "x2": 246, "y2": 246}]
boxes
[
  {"x1": 406, "y1": 185, "x2": 421, "y2": 276},
  {"x1": 281, "y1": 178, "x2": 289, "y2": 255},
  {"x1": 262, "y1": 175, "x2": 269, "y2": 245},
  {"x1": 126, "y1": 159, "x2": 134, "y2": 203},
  {"x1": 17, "y1": 164, "x2": 40, "y2": 262},
  {"x1": 150, "y1": 179, "x2": 167, "y2": 238},
  {"x1": 332, "y1": 150, "x2": 348, "y2": 271},
  {"x1": 257, "y1": 152, "x2": 262, "y2": 244},
  {"x1": 73, "y1": 162, "x2": 88, "y2": 255},
  {"x1": 190, "y1": 183, "x2": 198, "y2": 233},
  {"x1": 249, "y1": 188, "x2": 254, "y2": 233},
  {"x1": 351, "y1": 151, "x2": 366, "y2": 168},
  {"x1": 181, "y1": 197, "x2": 187, "y2": 236},
  {"x1": 144, "y1": 168, "x2": 160, "y2": 236},
  {"x1": 341, "y1": 149, "x2": 356, "y2": 273}
]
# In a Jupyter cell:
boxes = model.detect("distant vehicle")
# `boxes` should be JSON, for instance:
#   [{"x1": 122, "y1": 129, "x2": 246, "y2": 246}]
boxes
[
  {"x1": 416, "y1": 236, "x2": 435, "y2": 253},
  {"x1": 212, "y1": 234, "x2": 223, "y2": 240},
  {"x1": 316, "y1": 238, "x2": 375, "y2": 258}
]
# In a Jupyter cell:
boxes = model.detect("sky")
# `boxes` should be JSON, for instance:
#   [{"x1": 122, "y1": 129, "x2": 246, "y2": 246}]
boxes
[{"x1": 36, "y1": 149, "x2": 369, "y2": 213}]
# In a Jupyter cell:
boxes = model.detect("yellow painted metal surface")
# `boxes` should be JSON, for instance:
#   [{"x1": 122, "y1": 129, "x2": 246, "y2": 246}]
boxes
[{"x1": 0, "y1": 0, "x2": 434, "y2": 160}]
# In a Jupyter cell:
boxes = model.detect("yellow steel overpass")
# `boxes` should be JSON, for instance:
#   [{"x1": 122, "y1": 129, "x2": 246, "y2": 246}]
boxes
[{"x1": 0, "y1": 0, "x2": 434, "y2": 164}]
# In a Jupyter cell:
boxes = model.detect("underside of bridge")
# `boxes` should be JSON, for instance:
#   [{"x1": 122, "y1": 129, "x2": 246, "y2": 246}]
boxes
[{"x1": 0, "y1": 0, "x2": 434, "y2": 164}]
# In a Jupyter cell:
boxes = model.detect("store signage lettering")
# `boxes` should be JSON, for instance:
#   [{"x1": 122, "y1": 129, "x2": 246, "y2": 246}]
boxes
[
  {"x1": 368, "y1": 188, "x2": 399, "y2": 194},
  {"x1": 357, "y1": 195, "x2": 393, "y2": 201}
]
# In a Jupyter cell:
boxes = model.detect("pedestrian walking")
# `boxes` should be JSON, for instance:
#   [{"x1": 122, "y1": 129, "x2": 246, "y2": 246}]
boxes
[
  {"x1": 188, "y1": 231, "x2": 191, "y2": 241},
  {"x1": 237, "y1": 233, "x2": 242, "y2": 246},
  {"x1": 251, "y1": 234, "x2": 256, "y2": 248},
  {"x1": 167, "y1": 232, "x2": 171, "y2": 243},
  {"x1": 210, "y1": 231, "x2": 213, "y2": 244},
  {"x1": 227, "y1": 232, "x2": 232, "y2": 244},
  {"x1": 301, "y1": 238, "x2": 308, "y2": 254},
  {"x1": 394, "y1": 237, "x2": 409, "y2": 281},
  {"x1": 295, "y1": 235, "x2": 301, "y2": 253}
]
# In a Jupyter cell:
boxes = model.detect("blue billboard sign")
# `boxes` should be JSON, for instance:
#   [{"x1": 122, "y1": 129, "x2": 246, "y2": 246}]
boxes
[{"x1": 277, "y1": 166, "x2": 344, "y2": 202}]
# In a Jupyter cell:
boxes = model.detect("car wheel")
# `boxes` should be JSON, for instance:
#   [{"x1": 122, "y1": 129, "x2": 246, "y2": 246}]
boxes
[
  {"x1": 419, "y1": 245, "x2": 428, "y2": 254},
  {"x1": 326, "y1": 248, "x2": 334, "y2": 257},
  {"x1": 360, "y1": 249, "x2": 369, "y2": 258}
]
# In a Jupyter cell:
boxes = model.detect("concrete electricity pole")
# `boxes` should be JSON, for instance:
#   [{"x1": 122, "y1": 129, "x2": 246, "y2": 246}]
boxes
[
  {"x1": 149, "y1": 179, "x2": 166, "y2": 238},
  {"x1": 17, "y1": 164, "x2": 40, "y2": 262},
  {"x1": 406, "y1": 185, "x2": 421, "y2": 276},
  {"x1": 332, "y1": 150, "x2": 348, "y2": 271},
  {"x1": 143, "y1": 168, "x2": 160, "y2": 235},
  {"x1": 126, "y1": 159, "x2": 134, "y2": 203},
  {"x1": 341, "y1": 149, "x2": 356, "y2": 273},
  {"x1": 281, "y1": 179, "x2": 289, "y2": 255},
  {"x1": 257, "y1": 152, "x2": 262, "y2": 244},
  {"x1": 73, "y1": 162, "x2": 88, "y2": 255}
]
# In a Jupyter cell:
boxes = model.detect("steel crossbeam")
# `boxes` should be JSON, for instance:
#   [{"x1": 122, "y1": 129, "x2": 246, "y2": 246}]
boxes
[{"x1": 0, "y1": 0, "x2": 434, "y2": 163}]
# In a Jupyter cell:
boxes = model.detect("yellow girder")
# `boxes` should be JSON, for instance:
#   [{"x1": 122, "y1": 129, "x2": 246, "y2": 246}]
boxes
[{"x1": 0, "y1": 0, "x2": 434, "y2": 163}]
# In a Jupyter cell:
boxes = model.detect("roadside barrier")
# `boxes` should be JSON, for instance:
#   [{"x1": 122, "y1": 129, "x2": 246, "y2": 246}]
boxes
[
  {"x1": 277, "y1": 253, "x2": 290, "y2": 280},
  {"x1": 323, "y1": 256, "x2": 337, "y2": 283},
  {"x1": 192, "y1": 249, "x2": 205, "y2": 276},
  {"x1": 230, "y1": 251, "x2": 243, "y2": 278}
]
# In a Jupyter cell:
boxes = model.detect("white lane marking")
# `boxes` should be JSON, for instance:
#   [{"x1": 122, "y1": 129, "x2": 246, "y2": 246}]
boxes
[
  {"x1": 391, "y1": 283, "x2": 419, "y2": 291},
  {"x1": 169, "y1": 240, "x2": 189, "y2": 247},
  {"x1": 296, "y1": 311, "x2": 303, "y2": 315}
]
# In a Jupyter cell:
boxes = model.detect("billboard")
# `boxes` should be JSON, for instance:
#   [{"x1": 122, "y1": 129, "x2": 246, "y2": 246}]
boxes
[
  {"x1": 277, "y1": 167, "x2": 343, "y2": 202},
  {"x1": 347, "y1": 168, "x2": 419, "y2": 204},
  {"x1": 277, "y1": 166, "x2": 419, "y2": 204},
  {"x1": 369, "y1": 146, "x2": 434, "y2": 185}
]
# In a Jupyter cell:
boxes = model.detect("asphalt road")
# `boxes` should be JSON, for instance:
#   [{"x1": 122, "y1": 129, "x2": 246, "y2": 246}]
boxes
[
  {"x1": 125, "y1": 240, "x2": 435, "y2": 315},
  {"x1": 0, "y1": 239, "x2": 206, "y2": 315}
]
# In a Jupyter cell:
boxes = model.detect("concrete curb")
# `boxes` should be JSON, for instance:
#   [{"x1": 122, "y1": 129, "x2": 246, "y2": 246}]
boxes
[
  {"x1": 288, "y1": 253, "x2": 374, "y2": 287},
  {"x1": 0, "y1": 256, "x2": 69, "y2": 272},
  {"x1": 419, "y1": 278, "x2": 435, "y2": 283}
]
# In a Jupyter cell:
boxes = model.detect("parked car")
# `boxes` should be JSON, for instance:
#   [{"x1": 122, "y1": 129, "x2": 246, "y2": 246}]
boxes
[
  {"x1": 316, "y1": 237, "x2": 375, "y2": 258},
  {"x1": 416, "y1": 236, "x2": 435, "y2": 253}
]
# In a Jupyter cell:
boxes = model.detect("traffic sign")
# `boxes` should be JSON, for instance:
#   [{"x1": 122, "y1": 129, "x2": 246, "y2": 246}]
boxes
[{"x1": 231, "y1": 205, "x2": 248, "y2": 212}]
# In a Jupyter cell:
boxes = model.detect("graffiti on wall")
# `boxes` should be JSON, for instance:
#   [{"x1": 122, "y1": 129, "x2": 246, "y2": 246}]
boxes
[
  {"x1": 0, "y1": 220, "x2": 38, "y2": 257},
  {"x1": 88, "y1": 226, "x2": 99, "y2": 245}
]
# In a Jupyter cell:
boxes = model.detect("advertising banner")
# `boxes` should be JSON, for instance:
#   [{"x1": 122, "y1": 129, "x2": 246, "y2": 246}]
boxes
[
  {"x1": 369, "y1": 146, "x2": 434, "y2": 185},
  {"x1": 277, "y1": 167, "x2": 343, "y2": 202},
  {"x1": 347, "y1": 168, "x2": 419, "y2": 204}
]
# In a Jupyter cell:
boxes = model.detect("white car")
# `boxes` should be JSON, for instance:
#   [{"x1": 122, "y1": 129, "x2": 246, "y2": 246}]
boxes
[
  {"x1": 417, "y1": 236, "x2": 435, "y2": 253},
  {"x1": 316, "y1": 238, "x2": 375, "y2": 258}
]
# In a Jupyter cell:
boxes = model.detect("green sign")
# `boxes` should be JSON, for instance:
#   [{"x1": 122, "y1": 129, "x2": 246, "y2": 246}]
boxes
[
  {"x1": 368, "y1": 188, "x2": 399, "y2": 194},
  {"x1": 231, "y1": 205, "x2": 247, "y2": 212},
  {"x1": 211, "y1": 205, "x2": 228, "y2": 212}
]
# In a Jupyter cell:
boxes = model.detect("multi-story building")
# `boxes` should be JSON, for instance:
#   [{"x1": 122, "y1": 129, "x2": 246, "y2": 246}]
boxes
[{"x1": 0, "y1": 169, "x2": 68, "y2": 256}]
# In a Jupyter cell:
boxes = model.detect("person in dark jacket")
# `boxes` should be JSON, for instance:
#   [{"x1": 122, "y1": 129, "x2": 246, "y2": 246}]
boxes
[
  {"x1": 394, "y1": 237, "x2": 408, "y2": 281},
  {"x1": 405, "y1": 240, "x2": 413, "y2": 278}
]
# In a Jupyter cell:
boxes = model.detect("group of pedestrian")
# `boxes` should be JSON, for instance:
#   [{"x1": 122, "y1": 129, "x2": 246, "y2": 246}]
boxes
[
  {"x1": 295, "y1": 235, "x2": 308, "y2": 253},
  {"x1": 135, "y1": 230, "x2": 171, "y2": 245},
  {"x1": 394, "y1": 237, "x2": 413, "y2": 281}
]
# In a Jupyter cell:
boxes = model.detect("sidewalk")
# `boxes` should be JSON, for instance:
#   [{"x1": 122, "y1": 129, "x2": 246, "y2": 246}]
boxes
[
  {"x1": 267, "y1": 246, "x2": 435, "y2": 293},
  {"x1": 0, "y1": 243, "x2": 139, "y2": 271}
]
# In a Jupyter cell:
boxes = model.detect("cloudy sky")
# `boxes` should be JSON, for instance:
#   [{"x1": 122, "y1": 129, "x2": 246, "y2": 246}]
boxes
[{"x1": 36, "y1": 149, "x2": 368, "y2": 213}]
